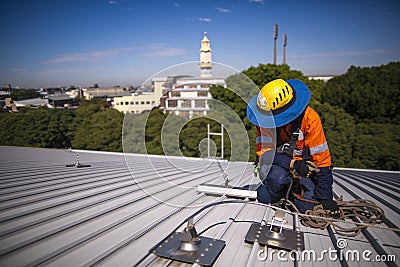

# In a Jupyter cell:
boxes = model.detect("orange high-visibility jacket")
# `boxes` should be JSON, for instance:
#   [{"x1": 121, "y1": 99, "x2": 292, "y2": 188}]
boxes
[{"x1": 256, "y1": 106, "x2": 331, "y2": 168}]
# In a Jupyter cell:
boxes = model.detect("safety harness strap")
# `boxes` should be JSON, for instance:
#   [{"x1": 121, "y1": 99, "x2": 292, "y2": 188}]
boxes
[{"x1": 277, "y1": 110, "x2": 305, "y2": 157}]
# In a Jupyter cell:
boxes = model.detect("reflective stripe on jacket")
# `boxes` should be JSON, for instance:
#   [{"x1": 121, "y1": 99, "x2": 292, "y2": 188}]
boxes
[{"x1": 255, "y1": 106, "x2": 331, "y2": 168}]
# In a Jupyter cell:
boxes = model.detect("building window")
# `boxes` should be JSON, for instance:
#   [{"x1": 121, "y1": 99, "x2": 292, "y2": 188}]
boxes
[
  {"x1": 135, "y1": 101, "x2": 139, "y2": 105},
  {"x1": 182, "y1": 100, "x2": 191, "y2": 108},
  {"x1": 171, "y1": 91, "x2": 180, "y2": 97},
  {"x1": 130, "y1": 101, "x2": 134, "y2": 105},
  {"x1": 196, "y1": 100, "x2": 206, "y2": 108},
  {"x1": 198, "y1": 91, "x2": 208, "y2": 97},
  {"x1": 168, "y1": 100, "x2": 177, "y2": 107},
  {"x1": 146, "y1": 101, "x2": 150, "y2": 105},
  {"x1": 152, "y1": 101, "x2": 155, "y2": 105},
  {"x1": 141, "y1": 101, "x2": 145, "y2": 105},
  {"x1": 116, "y1": 102, "x2": 119, "y2": 105},
  {"x1": 120, "y1": 102, "x2": 123, "y2": 105},
  {"x1": 125, "y1": 102, "x2": 129, "y2": 105}
]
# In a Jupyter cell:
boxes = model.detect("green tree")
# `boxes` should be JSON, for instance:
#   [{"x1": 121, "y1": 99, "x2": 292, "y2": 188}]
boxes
[
  {"x1": 0, "y1": 108, "x2": 55, "y2": 147},
  {"x1": 72, "y1": 108, "x2": 124, "y2": 152},
  {"x1": 311, "y1": 102, "x2": 356, "y2": 167},
  {"x1": 352, "y1": 123, "x2": 400, "y2": 170},
  {"x1": 322, "y1": 62, "x2": 400, "y2": 124},
  {"x1": 144, "y1": 109, "x2": 168, "y2": 155},
  {"x1": 179, "y1": 118, "x2": 231, "y2": 159},
  {"x1": 122, "y1": 112, "x2": 148, "y2": 154}
]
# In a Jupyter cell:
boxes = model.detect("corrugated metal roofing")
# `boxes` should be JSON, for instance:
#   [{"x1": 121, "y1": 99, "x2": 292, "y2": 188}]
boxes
[{"x1": 0, "y1": 146, "x2": 399, "y2": 267}]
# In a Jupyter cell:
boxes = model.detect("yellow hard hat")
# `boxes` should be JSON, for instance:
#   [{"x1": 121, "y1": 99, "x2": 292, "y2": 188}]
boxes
[
  {"x1": 256, "y1": 79, "x2": 294, "y2": 111},
  {"x1": 247, "y1": 79, "x2": 310, "y2": 128}
]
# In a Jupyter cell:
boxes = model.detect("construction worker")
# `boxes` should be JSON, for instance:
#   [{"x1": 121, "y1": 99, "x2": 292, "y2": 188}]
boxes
[{"x1": 247, "y1": 79, "x2": 339, "y2": 217}]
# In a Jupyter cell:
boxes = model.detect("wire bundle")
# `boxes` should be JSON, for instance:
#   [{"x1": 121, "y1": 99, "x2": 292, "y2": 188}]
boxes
[{"x1": 298, "y1": 199, "x2": 386, "y2": 237}]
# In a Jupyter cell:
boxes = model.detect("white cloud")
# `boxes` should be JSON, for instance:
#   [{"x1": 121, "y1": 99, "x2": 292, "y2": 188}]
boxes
[
  {"x1": 45, "y1": 47, "x2": 134, "y2": 64},
  {"x1": 197, "y1": 17, "x2": 212, "y2": 22},
  {"x1": 140, "y1": 44, "x2": 185, "y2": 57},
  {"x1": 174, "y1": 3, "x2": 179, "y2": 7},
  {"x1": 216, "y1": 7, "x2": 231, "y2": 13},
  {"x1": 109, "y1": 1, "x2": 118, "y2": 5},
  {"x1": 248, "y1": 0, "x2": 265, "y2": 3},
  {"x1": 45, "y1": 44, "x2": 185, "y2": 64}
]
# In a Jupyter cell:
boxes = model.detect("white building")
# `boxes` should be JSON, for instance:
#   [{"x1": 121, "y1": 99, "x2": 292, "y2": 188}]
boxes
[
  {"x1": 112, "y1": 77, "x2": 166, "y2": 114},
  {"x1": 199, "y1": 32, "x2": 212, "y2": 78},
  {"x1": 307, "y1": 75, "x2": 335, "y2": 82},
  {"x1": 160, "y1": 32, "x2": 226, "y2": 118},
  {"x1": 161, "y1": 76, "x2": 226, "y2": 118}
]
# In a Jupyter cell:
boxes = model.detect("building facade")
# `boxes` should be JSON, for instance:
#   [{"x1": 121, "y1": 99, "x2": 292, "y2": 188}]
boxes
[
  {"x1": 112, "y1": 77, "x2": 166, "y2": 114},
  {"x1": 161, "y1": 76, "x2": 226, "y2": 118}
]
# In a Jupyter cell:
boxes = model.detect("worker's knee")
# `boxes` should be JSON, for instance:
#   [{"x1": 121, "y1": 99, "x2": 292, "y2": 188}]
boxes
[
  {"x1": 261, "y1": 165, "x2": 291, "y2": 203},
  {"x1": 256, "y1": 184, "x2": 270, "y2": 204},
  {"x1": 266, "y1": 165, "x2": 291, "y2": 185}
]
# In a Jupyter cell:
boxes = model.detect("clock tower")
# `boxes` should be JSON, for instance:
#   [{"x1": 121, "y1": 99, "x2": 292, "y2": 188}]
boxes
[{"x1": 199, "y1": 32, "x2": 212, "y2": 78}]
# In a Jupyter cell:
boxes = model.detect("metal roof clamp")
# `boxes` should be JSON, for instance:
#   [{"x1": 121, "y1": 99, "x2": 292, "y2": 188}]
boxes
[
  {"x1": 179, "y1": 219, "x2": 201, "y2": 252},
  {"x1": 245, "y1": 209, "x2": 305, "y2": 251},
  {"x1": 268, "y1": 209, "x2": 287, "y2": 236},
  {"x1": 152, "y1": 218, "x2": 226, "y2": 266},
  {"x1": 66, "y1": 154, "x2": 91, "y2": 168}
]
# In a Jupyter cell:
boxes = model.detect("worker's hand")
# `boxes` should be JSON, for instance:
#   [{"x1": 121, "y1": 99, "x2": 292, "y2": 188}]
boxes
[
  {"x1": 320, "y1": 199, "x2": 340, "y2": 219},
  {"x1": 290, "y1": 160, "x2": 320, "y2": 178}
]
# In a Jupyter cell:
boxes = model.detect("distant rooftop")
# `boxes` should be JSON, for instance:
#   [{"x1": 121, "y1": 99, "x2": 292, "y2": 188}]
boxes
[
  {"x1": 306, "y1": 75, "x2": 336, "y2": 82},
  {"x1": 14, "y1": 98, "x2": 47, "y2": 107},
  {"x1": 47, "y1": 94, "x2": 74, "y2": 101}
]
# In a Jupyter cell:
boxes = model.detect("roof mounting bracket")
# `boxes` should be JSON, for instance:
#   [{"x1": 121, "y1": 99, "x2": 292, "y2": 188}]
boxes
[
  {"x1": 269, "y1": 209, "x2": 286, "y2": 234},
  {"x1": 152, "y1": 220, "x2": 225, "y2": 266},
  {"x1": 245, "y1": 209, "x2": 305, "y2": 251},
  {"x1": 66, "y1": 154, "x2": 91, "y2": 168}
]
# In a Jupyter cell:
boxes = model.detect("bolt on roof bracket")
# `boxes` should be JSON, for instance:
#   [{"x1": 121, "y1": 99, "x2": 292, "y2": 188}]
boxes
[
  {"x1": 269, "y1": 209, "x2": 287, "y2": 234},
  {"x1": 245, "y1": 209, "x2": 305, "y2": 251},
  {"x1": 179, "y1": 219, "x2": 201, "y2": 252},
  {"x1": 152, "y1": 219, "x2": 226, "y2": 266},
  {"x1": 66, "y1": 154, "x2": 91, "y2": 168}
]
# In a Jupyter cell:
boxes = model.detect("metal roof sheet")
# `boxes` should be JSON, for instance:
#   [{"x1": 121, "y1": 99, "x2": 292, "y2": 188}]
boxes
[
  {"x1": 47, "y1": 94, "x2": 74, "y2": 101},
  {"x1": 14, "y1": 98, "x2": 48, "y2": 107},
  {"x1": 0, "y1": 146, "x2": 399, "y2": 267}
]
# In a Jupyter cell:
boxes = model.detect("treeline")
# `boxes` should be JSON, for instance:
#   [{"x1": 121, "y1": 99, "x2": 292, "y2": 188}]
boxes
[
  {"x1": 321, "y1": 62, "x2": 400, "y2": 170},
  {"x1": 0, "y1": 62, "x2": 399, "y2": 170},
  {"x1": 0, "y1": 98, "x2": 124, "y2": 152}
]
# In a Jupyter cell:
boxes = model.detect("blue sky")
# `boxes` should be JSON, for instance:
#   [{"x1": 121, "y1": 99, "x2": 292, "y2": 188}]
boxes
[{"x1": 1, "y1": 0, "x2": 399, "y2": 88}]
